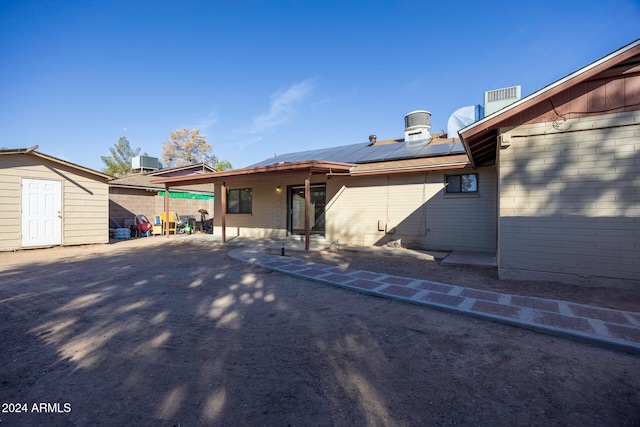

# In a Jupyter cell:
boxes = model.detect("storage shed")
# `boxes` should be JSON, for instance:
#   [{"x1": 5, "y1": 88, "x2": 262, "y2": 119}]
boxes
[{"x1": 0, "y1": 146, "x2": 112, "y2": 251}]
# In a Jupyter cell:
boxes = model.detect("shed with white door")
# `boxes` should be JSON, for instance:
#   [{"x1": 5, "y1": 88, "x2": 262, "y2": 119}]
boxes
[{"x1": 0, "y1": 146, "x2": 111, "y2": 251}]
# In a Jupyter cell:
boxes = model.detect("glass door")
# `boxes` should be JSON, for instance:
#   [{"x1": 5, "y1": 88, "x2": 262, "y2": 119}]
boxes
[{"x1": 289, "y1": 185, "x2": 326, "y2": 235}]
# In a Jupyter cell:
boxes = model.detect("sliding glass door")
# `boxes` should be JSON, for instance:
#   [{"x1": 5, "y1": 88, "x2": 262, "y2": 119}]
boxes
[{"x1": 289, "y1": 184, "x2": 326, "y2": 235}]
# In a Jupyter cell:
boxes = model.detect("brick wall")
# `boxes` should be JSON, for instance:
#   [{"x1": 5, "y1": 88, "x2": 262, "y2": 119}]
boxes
[{"x1": 109, "y1": 188, "x2": 214, "y2": 227}]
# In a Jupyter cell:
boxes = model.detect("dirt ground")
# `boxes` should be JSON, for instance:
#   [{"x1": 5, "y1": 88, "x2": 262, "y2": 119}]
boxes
[{"x1": 1, "y1": 236, "x2": 639, "y2": 426}]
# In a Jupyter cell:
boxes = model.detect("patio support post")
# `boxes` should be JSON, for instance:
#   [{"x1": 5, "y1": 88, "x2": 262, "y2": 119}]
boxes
[
  {"x1": 220, "y1": 181, "x2": 227, "y2": 244},
  {"x1": 164, "y1": 184, "x2": 170, "y2": 238},
  {"x1": 305, "y1": 172, "x2": 310, "y2": 251}
]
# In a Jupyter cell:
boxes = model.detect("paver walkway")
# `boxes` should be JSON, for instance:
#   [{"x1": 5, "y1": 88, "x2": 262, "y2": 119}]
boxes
[{"x1": 228, "y1": 246, "x2": 640, "y2": 354}]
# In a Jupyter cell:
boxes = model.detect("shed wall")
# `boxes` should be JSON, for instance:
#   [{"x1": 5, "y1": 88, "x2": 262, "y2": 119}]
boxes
[{"x1": 0, "y1": 154, "x2": 109, "y2": 251}]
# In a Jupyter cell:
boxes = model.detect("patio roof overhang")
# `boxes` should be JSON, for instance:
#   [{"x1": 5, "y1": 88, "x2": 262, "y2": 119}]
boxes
[
  {"x1": 150, "y1": 160, "x2": 355, "y2": 250},
  {"x1": 150, "y1": 160, "x2": 355, "y2": 186}
]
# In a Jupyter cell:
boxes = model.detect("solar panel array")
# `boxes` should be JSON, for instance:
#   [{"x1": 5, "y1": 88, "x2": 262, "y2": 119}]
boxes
[{"x1": 249, "y1": 139, "x2": 466, "y2": 167}]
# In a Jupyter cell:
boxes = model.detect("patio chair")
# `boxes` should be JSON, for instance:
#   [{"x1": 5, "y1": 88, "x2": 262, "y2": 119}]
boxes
[{"x1": 158, "y1": 212, "x2": 178, "y2": 235}]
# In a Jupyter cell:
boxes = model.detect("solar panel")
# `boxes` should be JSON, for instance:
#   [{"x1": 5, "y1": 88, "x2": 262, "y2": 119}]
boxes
[
  {"x1": 413, "y1": 143, "x2": 453, "y2": 157},
  {"x1": 247, "y1": 138, "x2": 467, "y2": 168},
  {"x1": 354, "y1": 143, "x2": 405, "y2": 162},
  {"x1": 450, "y1": 141, "x2": 466, "y2": 154}
]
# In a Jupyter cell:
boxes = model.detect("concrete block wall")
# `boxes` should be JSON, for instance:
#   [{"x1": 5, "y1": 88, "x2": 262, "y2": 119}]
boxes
[
  {"x1": 109, "y1": 189, "x2": 156, "y2": 226},
  {"x1": 498, "y1": 110, "x2": 640, "y2": 282},
  {"x1": 109, "y1": 188, "x2": 214, "y2": 227}
]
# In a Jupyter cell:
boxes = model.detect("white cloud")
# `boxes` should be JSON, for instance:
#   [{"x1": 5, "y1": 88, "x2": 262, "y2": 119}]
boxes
[
  {"x1": 193, "y1": 110, "x2": 218, "y2": 131},
  {"x1": 252, "y1": 80, "x2": 315, "y2": 133}
]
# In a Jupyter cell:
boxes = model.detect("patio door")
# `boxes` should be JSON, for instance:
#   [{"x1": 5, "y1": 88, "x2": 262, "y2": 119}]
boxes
[
  {"x1": 289, "y1": 184, "x2": 326, "y2": 236},
  {"x1": 21, "y1": 179, "x2": 62, "y2": 247}
]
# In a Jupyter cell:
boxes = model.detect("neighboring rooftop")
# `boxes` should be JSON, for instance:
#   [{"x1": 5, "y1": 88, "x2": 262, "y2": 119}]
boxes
[{"x1": 110, "y1": 162, "x2": 216, "y2": 193}]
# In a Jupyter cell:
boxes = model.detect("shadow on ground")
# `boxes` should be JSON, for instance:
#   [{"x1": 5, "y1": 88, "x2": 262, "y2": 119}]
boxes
[{"x1": 0, "y1": 239, "x2": 638, "y2": 425}]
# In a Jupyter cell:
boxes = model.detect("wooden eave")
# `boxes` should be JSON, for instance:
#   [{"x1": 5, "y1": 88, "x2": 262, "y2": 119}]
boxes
[
  {"x1": 459, "y1": 39, "x2": 640, "y2": 168},
  {"x1": 150, "y1": 160, "x2": 355, "y2": 186},
  {"x1": 348, "y1": 153, "x2": 470, "y2": 176}
]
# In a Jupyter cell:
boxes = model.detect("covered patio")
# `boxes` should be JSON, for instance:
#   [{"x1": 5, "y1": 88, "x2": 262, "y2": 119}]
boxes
[{"x1": 151, "y1": 160, "x2": 354, "y2": 250}]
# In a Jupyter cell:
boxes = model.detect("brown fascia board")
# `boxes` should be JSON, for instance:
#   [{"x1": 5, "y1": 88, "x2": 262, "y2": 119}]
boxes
[
  {"x1": 150, "y1": 160, "x2": 355, "y2": 186},
  {"x1": 0, "y1": 148, "x2": 112, "y2": 181},
  {"x1": 459, "y1": 39, "x2": 640, "y2": 166},
  {"x1": 347, "y1": 162, "x2": 469, "y2": 176}
]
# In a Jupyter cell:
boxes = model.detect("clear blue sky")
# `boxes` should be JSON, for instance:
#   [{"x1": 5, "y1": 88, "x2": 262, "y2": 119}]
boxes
[{"x1": 1, "y1": 1, "x2": 639, "y2": 172}]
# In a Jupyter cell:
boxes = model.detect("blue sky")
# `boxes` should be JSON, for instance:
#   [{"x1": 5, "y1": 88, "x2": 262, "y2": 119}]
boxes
[{"x1": 1, "y1": 1, "x2": 639, "y2": 172}]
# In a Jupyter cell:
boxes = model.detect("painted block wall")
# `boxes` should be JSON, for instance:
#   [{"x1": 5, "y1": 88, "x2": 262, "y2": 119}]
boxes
[
  {"x1": 212, "y1": 175, "x2": 326, "y2": 238},
  {"x1": 209, "y1": 169, "x2": 497, "y2": 251},
  {"x1": 326, "y1": 169, "x2": 497, "y2": 251},
  {"x1": 498, "y1": 110, "x2": 640, "y2": 282}
]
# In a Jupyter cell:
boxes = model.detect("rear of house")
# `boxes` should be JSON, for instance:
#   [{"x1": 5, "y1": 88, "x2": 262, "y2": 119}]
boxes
[
  {"x1": 161, "y1": 111, "x2": 497, "y2": 254},
  {"x1": 0, "y1": 148, "x2": 110, "y2": 251},
  {"x1": 208, "y1": 165, "x2": 496, "y2": 253}
]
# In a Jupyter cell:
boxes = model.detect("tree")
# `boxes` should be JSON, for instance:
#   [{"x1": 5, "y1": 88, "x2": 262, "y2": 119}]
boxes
[
  {"x1": 161, "y1": 127, "x2": 232, "y2": 170},
  {"x1": 101, "y1": 137, "x2": 141, "y2": 176},
  {"x1": 161, "y1": 128, "x2": 215, "y2": 167},
  {"x1": 214, "y1": 160, "x2": 233, "y2": 171}
]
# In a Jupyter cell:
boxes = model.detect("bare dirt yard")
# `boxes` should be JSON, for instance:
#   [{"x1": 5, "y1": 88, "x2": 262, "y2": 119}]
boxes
[{"x1": 1, "y1": 236, "x2": 639, "y2": 426}]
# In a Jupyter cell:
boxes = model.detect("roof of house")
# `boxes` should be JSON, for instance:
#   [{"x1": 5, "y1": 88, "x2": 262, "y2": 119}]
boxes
[
  {"x1": 152, "y1": 135, "x2": 473, "y2": 187},
  {"x1": 0, "y1": 146, "x2": 112, "y2": 181},
  {"x1": 459, "y1": 38, "x2": 640, "y2": 168},
  {"x1": 249, "y1": 133, "x2": 467, "y2": 168}
]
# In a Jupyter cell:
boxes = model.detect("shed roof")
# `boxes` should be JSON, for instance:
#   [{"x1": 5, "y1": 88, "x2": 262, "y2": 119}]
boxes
[{"x1": 0, "y1": 146, "x2": 112, "y2": 181}]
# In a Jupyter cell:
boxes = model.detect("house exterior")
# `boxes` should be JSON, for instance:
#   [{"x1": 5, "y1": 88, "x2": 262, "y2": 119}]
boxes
[
  {"x1": 0, "y1": 147, "x2": 111, "y2": 251},
  {"x1": 205, "y1": 139, "x2": 496, "y2": 252},
  {"x1": 153, "y1": 39, "x2": 639, "y2": 285},
  {"x1": 109, "y1": 163, "x2": 215, "y2": 227},
  {"x1": 459, "y1": 39, "x2": 640, "y2": 283},
  {"x1": 154, "y1": 125, "x2": 495, "y2": 253}
]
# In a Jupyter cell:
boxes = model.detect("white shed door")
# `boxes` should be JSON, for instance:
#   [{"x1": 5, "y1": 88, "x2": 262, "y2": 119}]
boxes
[{"x1": 22, "y1": 179, "x2": 62, "y2": 247}]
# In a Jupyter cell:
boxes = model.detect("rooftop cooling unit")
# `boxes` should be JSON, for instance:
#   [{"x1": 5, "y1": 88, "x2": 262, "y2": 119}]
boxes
[
  {"x1": 132, "y1": 155, "x2": 159, "y2": 171},
  {"x1": 484, "y1": 85, "x2": 521, "y2": 116},
  {"x1": 404, "y1": 110, "x2": 432, "y2": 142}
]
